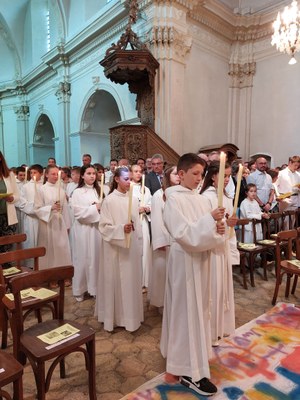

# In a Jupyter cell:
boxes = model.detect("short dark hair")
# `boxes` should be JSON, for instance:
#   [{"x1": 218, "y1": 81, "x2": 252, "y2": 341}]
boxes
[
  {"x1": 177, "y1": 153, "x2": 206, "y2": 173},
  {"x1": 245, "y1": 183, "x2": 257, "y2": 193},
  {"x1": 48, "y1": 157, "x2": 56, "y2": 163},
  {"x1": 16, "y1": 166, "x2": 26, "y2": 174},
  {"x1": 30, "y1": 164, "x2": 44, "y2": 174}
]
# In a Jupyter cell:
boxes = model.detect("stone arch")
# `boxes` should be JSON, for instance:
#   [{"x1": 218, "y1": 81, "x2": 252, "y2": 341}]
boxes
[
  {"x1": 77, "y1": 89, "x2": 122, "y2": 166},
  {"x1": 31, "y1": 114, "x2": 55, "y2": 166}
]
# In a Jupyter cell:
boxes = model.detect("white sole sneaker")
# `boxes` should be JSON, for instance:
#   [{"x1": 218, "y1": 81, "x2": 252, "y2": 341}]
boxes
[{"x1": 180, "y1": 376, "x2": 217, "y2": 396}]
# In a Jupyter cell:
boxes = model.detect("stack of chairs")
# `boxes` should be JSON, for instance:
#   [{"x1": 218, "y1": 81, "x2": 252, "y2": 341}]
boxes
[{"x1": 0, "y1": 233, "x2": 97, "y2": 400}]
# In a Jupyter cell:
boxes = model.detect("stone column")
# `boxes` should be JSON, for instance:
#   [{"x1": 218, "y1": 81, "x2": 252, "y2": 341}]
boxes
[
  {"x1": 228, "y1": 61, "x2": 256, "y2": 160},
  {"x1": 13, "y1": 105, "x2": 30, "y2": 164},
  {"x1": 146, "y1": 3, "x2": 192, "y2": 155},
  {"x1": 55, "y1": 81, "x2": 71, "y2": 165},
  {"x1": 0, "y1": 110, "x2": 3, "y2": 151}
]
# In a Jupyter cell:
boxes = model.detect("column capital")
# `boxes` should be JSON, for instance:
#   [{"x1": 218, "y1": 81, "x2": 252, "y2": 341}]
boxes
[
  {"x1": 228, "y1": 62, "x2": 256, "y2": 88},
  {"x1": 13, "y1": 105, "x2": 30, "y2": 120},
  {"x1": 55, "y1": 81, "x2": 71, "y2": 102}
]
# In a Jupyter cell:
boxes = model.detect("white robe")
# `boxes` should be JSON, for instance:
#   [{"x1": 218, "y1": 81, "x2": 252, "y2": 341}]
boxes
[
  {"x1": 34, "y1": 182, "x2": 72, "y2": 269},
  {"x1": 149, "y1": 189, "x2": 169, "y2": 308},
  {"x1": 240, "y1": 198, "x2": 263, "y2": 243},
  {"x1": 202, "y1": 186, "x2": 237, "y2": 343},
  {"x1": 70, "y1": 185, "x2": 101, "y2": 297},
  {"x1": 132, "y1": 183, "x2": 152, "y2": 287},
  {"x1": 15, "y1": 179, "x2": 25, "y2": 233},
  {"x1": 161, "y1": 185, "x2": 224, "y2": 382},
  {"x1": 18, "y1": 180, "x2": 43, "y2": 265},
  {"x1": 96, "y1": 189, "x2": 143, "y2": 332}
]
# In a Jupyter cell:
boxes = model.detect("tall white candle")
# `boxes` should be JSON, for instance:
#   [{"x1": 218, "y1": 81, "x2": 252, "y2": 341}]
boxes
[
  {"x1": 217, "y1": 152, "x2": 226, "y2": 208},
  {"x1": 126, "y1": 182, "x2": 133, "y2": 248},
  {"x1": 140, "y1": 174, "x2": 145, "y2": 206},
  {"x1": 33, "y1": 175, "x2": 37, "y2": 192},
  {"x1": 57, "y1": 170, "x2": 61, "y2": 202},
  {"x1": 233, "y1": 163, "x2": 243, "y2": 214},
  {"x1": 25, "y1": 167, "x2": 28, "y2": 183},
  {"x1": 100, "y1": 174, "x2": 104, "y2": 202}
]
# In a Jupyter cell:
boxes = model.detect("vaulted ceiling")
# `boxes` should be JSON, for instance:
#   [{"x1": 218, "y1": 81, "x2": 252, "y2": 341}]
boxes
[{"x1": 0, "y1": 0, "x2": 292, "y2": 89}]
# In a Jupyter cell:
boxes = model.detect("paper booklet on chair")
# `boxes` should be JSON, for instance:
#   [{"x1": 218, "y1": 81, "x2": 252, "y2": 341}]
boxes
[
  {"x1": 38, "y1": 323, "x2": 80, "y2": 345},
  {"x1": 287, "y1": 259, "x2": 300, "y2": 269},
  {"x1": 5, "y1": 287, "x2": 57, "y2": 302},
  {"x1": 2, "y1": 267, "x2": 21, "y2": 276}
]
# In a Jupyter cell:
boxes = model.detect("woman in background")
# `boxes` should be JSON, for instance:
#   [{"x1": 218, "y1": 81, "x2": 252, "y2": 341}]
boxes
[{"x1": 0, "y1": 151, "x2": 19, "y2": 252}]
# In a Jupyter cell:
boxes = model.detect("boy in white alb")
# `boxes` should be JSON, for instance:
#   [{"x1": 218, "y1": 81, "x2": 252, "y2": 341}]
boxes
[
  {"x1": 18, "y1": 165, "x2": 44, "y2": 265},
  {"x1": 161, "y1": 153, "x2": 225, "y2": 397}
]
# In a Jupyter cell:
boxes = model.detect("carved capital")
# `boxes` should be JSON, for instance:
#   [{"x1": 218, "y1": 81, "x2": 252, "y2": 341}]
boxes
[
  {"x1": 228, "y1": 62, "x2": 256, "y2": 88},
  {"x1": 148, "y1": 26, "x2": 192, "y2": 63},
  {"x1": 55, "y1": 81, "x2": 71, "y2": 102},
  {"x1": 13, "y1": 105, "x2": 30, "y2": 120}
]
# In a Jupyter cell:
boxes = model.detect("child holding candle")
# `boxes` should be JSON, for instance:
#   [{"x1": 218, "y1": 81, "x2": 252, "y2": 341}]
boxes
[
  {"x1": 18, "y1": 165, "x2": 43, "y2": 264},
  {"x1": 95, "y1": 166, "x2": 143, "y2": 332},
  {"x1": 34, "y1": 165, "x2": 72, "y2": 272},
  {"x1": 200, "y1": 161, "x2": 239, "y2": 347},
  {"x1": 131, "y1": 164, "x2": 152, "y2": 289},
  {"x1": 149, "y1": 165, "x2": 180, "y2": 308},
  {"x1": 69, "y1": 165, "x2": 101, "y2": 302},
  {"x1": 161, "y1": 153, "x2": 226, "y2": 397}
]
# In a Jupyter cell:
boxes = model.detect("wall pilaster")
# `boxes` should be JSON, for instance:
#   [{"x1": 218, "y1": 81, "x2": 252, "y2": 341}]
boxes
[
  {"x1": 13, "y1": 105, "x2": 30, "y2": 164},
  {"x1": 54, "y1": 81, "x2": 71, "y2": 165}
]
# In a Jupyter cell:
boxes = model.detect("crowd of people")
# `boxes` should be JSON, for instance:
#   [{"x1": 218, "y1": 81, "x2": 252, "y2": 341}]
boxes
[{"x1": 0, "y1": 149, "x2": 299, "y2": 397}]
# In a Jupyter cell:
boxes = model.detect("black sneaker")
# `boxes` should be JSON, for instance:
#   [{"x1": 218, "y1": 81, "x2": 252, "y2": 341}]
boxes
[{"x1": 180, "y1": 376, "x2": 217, "y2": 396}]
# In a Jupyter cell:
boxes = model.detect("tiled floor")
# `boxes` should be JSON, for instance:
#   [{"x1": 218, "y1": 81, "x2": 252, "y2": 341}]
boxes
[{"x1": 2, "y1": 261, "x2": 299, "y2": 399}]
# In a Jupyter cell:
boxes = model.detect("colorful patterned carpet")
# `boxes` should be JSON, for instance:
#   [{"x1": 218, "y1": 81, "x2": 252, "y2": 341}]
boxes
[{"x1": 122, "y1": 303, "x2": 300, "y2": 399}]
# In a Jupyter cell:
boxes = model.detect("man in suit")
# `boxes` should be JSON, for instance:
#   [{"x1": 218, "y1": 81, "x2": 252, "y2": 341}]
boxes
[{"x1": 145, "y1": 154, "x2": 164, "y2": 195}]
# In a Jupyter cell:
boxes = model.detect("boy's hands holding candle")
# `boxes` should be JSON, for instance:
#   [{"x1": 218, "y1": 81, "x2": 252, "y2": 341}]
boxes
[
  {"x1": 52, "y1": 201, "x2": 61, "y2": 212},
  {"x1": 124, "y1": 222, "x2": 134, "y2": 233},
  {"x1": 226, "y1": 214, "x2": 238, "y2": 227},
  {"x1": 211, "y1": 207, "x2": 225, "y2": 222}
]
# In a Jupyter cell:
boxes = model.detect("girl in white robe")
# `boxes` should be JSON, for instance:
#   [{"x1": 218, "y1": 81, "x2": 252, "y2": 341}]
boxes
[
  {"x1": 34, "y1": 166, "x2": 72, "y2": 270},
  {"x1": 240, "y1": 183, "x2": 268, "y2": 243},
  {"x1": 96, "y1": 166, "x2": 143, "y2": 332},
  {"x1": 70, "y1": 165, "x2": 101, "y2": 301},
  {"x1": 200, "y1": 161, "x2": 239, "y2": 346},
  {"x1": 149, "y1": 166, "x2": 180, "y2": 308},
  {"x1": 131, "y1": 164, "x2": 152, "y2": 289}
]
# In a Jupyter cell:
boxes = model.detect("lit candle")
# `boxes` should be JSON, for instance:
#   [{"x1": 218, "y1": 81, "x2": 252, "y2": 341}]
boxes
[
  {"x1": 33, "y1": 175, "x2": 37, "y2": 192},
  {"x1": 229, "y1": 163, "x2": 243, "y2": 238},
  {"x1": 233, "y1": 163, "x2": 243, "y2": 215},
  {"x1": 126, "y1": 182, "x2": 133, "y2": 248},
  {"x1": 140, "y1": 174, "x2": 145, "y2": 220},
  {"x1": 100, "y1": 174, "x2": 104, "y2": 202},
  {"x1": 217, "y1": 152, "x2": 226, "y2": 208},
  {"x1": 140, "y1": 174, "x2": 145, "y2": 206},
  {"x1": 25, "y1": 167, "x2": 28, "y2": 183},
  {"x1": 57, "y1": 170, "x2": 61, "y2": 202}
]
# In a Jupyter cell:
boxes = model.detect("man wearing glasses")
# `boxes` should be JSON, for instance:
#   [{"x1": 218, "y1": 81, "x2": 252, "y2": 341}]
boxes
[{"x1": 145, "y1": 154, "x2": 164, "y2": 195}]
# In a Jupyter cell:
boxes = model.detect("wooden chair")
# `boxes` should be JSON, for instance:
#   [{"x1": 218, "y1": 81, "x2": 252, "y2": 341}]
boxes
[
  {"x1": 0, "y1": 350, "x2": 23, "y2": 400},
  {"x1": 0, "y1": 233, "x2": 26, "y2": 249},
  {"x1": 236, "y1": 218, "x2": 268, "y2": 287},
  {"x1": 0, "y1": 247, "x2": 46, "y2": 350},
  {"x1": 0, "y1": 285, "x2": 23, "y2": 400},
  {"x1": 9, "y1": 266, "x2": 96, "y2": 400},
  {"x1": 272, "y1": 229, "x2": 299, "y2": 305},
  {"x1": 282, "y1": 209, "x2": 299, "y2": 230}
]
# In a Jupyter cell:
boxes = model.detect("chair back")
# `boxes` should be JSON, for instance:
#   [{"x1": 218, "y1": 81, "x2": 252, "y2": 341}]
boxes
[
  {"x1": 282, "y1": 210, "x2": 298, "y2": 230},
  {"x1": 262, "y1": 212, "x2": 282, "y2": 238},
  {"x1": 0, "y1": 247, "x2": 46, "y2": 271},
  {"x1": 0, "y1": 284, "x2": 5, "y2": 335},
  {"x1": 9, "y1": 265, "x2": 74, "y2": 338},
  {"x1": 236, "y1": 218, "x2": 251, "y2": 243},
  {"x1": 0, "y1": 233, "x2": 26, "y2": 250},
  {"x1": 275, "y1": 229, "x2": 297, "y2": 262},
  {"x1": 252, "y1": 218, "x2": 263, "y2": 243}
]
